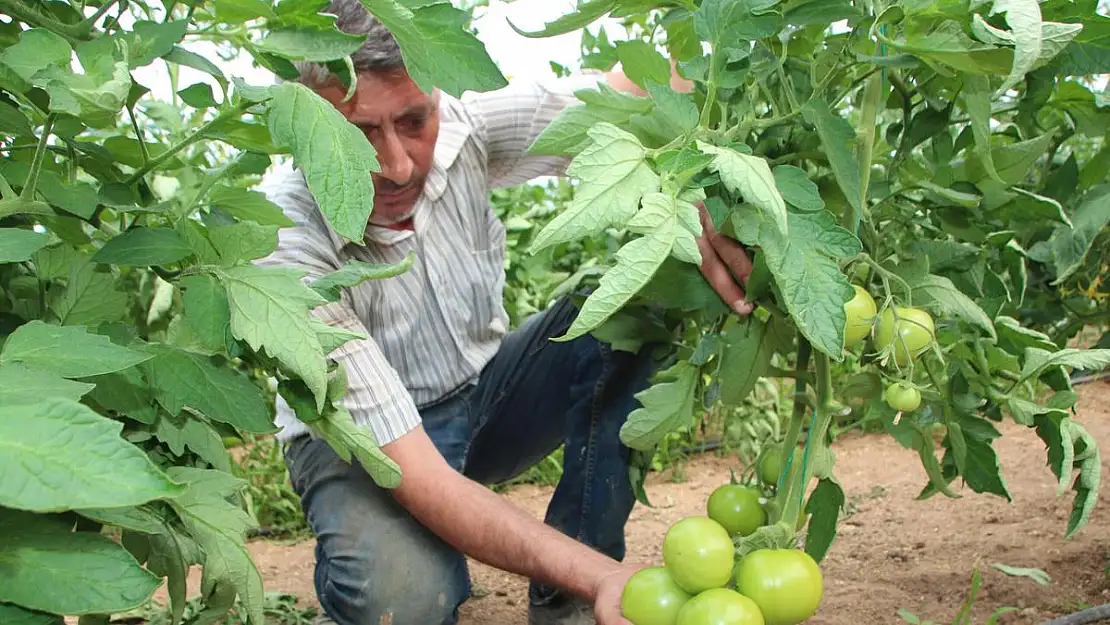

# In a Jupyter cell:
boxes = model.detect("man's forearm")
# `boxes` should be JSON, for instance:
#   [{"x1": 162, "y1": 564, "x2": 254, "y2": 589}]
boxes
[{"x1": 389, "y1": 430, "x2": 624, "y2": 601}]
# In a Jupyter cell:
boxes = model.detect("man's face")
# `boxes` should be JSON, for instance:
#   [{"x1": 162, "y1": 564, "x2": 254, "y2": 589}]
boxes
[{"x1": 315, "y1": 69, "x2": 440, "y2": 226}]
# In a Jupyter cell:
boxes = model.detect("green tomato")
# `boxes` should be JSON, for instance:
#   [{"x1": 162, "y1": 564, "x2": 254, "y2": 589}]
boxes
[
  {"x1": 734, "y1": 549, "x2": 823, "y2": 625},
  {"x1": 676, "y1": 588, "x2": 765, "y2": 625},
  {"x1": 884, "y1": 382, "x2": 922, "y2": 412},
  {"x1": 756, "y1": 445, "x2": 802, "y2": 488},
  {"x1": 843, "y1": 285, "x2": 877, "y2": 348},
  {"x1": 707, "y1": 484, "x2": 767, "y2": 537},
  {"x1": 662, "y1": 516, "x2": 736, "y2": 594},
  {"x1": 621, "y1": 567, "x2": 692, "y2": 625},
  {"x1": 874, "y1": 306, "x2": 935, "y2": 366}
]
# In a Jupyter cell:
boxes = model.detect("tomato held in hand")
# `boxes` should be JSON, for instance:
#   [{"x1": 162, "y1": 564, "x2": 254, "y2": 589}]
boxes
[
  {"x1": 884, "y1": 382, "x2": 921, "y2": 412},
  {"x1": 707, "y1": 484, "x2": 767, "y2": 537},
  {"x1": 662, "y1": 516, "x2": 736, "y2": 594},
  {"x1": 843, "y1": 285, "x2": 877, "y2": 348},
  {"x1": 676, "y1": 588, "x2": 765, "y2": 625},
  {"x1": 620, "y1": 567, "x2": 693, "y2": 625},
  {"x1": 734, "y1": 549, "x2": 823, "y2": 625},
  {"x1": 874, "y1": 306, "x2": 935, "y2": 366}
]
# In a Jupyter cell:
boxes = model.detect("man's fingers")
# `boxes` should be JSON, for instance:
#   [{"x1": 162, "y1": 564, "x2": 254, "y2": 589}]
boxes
[
  {"x1": 698, "y1": 235, "x2": 753, "y2": 315},
  {"x1": 699, "y1": 202, "x2": 754, "y2": 285}
]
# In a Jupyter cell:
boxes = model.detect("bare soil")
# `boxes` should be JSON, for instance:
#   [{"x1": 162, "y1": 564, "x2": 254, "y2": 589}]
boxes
[{"x1": 207, "y1": 380, "x2": 1110, "y2": 624}]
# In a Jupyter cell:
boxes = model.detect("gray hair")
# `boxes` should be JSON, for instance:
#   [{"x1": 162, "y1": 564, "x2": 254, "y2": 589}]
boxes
[{"x1": 294, "y1": 0, "x2": 405, "y2": 87}]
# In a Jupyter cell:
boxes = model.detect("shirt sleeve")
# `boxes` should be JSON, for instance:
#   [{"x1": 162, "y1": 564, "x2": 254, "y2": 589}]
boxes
[
  {"x1": 462, "y1": 72, "x2": 606, "y2": 189},
  {"x1": 256, "y1": 168, "x2": 422, "y2": 446}
]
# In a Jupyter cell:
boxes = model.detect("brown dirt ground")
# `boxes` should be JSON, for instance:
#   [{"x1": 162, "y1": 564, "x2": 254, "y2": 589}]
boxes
[{"x1": 184, "y1": 379, "x2": 1110, "y2": 624}]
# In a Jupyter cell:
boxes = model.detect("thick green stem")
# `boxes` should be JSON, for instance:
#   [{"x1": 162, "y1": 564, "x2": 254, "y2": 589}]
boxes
[
  {"x1": 122, "y1": 101, "x2": 253, "y2": 186},
  {"x1": 22, "y1": 114, "x2": 56, "y2": 201},
  {"x1": 773, "y1": 340, "x2": 812, "y2": 519},
  {"x1": 79, "y1": 0, "x2": 120, "y2": 31},
  {"x1": 0, "y1": 0, "x2": 92, "y2": 41},
  {"x1": 781, "y1": 352, "x2": 834, "y2": 526},
  {"x1": 699, "y1": 50, "x2": 719, "y2": 129},
  {"x1": 849, "y1": 68, "x2": 884, "y2": 234}
]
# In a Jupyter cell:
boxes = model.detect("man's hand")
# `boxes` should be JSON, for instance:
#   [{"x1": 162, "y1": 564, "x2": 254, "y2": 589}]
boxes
[
  {"x1": 593, "y1": 564, "x2": 649, "y2": 625},
  {"x1": 696, "y1": 203, "x2": 756, "y2": 316}
]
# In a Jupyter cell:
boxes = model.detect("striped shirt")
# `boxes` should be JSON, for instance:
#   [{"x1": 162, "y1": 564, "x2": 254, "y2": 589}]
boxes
[{"x1": 258, "y1": 73, "x2": 603, "y2": 445}]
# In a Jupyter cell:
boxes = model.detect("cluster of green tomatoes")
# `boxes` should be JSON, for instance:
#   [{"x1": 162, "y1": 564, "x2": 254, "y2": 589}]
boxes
[
  {"x1": 843, "y1": 285, "x2": 936, "y2": 413},
  {"x1": 620, "y1": 479, "x2": 823, "y2": 625}
]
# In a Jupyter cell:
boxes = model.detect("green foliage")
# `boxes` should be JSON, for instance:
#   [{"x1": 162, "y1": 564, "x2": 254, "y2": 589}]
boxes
[
  {"x1": 523, "y1": 0, "x2": 1110, "y2": 563},
  {"x1": 0, "y1": 0, "x2": 504, "y2": 621}
]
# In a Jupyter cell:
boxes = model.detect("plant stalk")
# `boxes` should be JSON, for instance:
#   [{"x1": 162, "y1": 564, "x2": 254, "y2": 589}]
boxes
[
  {"x1": 0, "y1": 0, "x2": 92, "y2": 41},
  {"x1": 22, "y1": 113, "x2": 57, "y2": 202},
  {"x1": 782, "y1": 352, "x2": 834, "y2": 526},
  {"x1": 122, "y1": 101, "x2": 254, "y2": 186},
  {"x1": 773, "y1": 340, "x2": 812, "y2": 519},
  {"x1": 849, "y1": 68, "x2": 884, "y2": 234}
]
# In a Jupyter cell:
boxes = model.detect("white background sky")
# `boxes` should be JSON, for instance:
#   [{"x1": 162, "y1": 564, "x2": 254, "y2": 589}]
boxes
[{"x1": 131, "y1": 0, "x2": 624, "y2": 102}]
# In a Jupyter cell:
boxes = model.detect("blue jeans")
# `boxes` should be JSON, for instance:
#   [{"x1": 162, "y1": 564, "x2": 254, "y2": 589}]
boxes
[{"x1": 283, "y1": 296, "x2": 659, "y2": 625}]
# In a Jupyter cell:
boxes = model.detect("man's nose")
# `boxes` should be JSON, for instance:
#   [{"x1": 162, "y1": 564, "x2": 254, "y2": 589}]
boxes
[{"x1": 376, "y1": 131, "x2": 414, "y2": 186}]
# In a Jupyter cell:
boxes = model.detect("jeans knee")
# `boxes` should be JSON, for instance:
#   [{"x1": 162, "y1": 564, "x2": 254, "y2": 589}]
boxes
[{"x1": 316, "y1": 527, "x2": 470, "y2": 625}]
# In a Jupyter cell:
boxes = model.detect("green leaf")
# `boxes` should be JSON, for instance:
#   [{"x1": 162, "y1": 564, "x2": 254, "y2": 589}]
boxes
[
  {"x1": 643, "y1": 81, "x2": 699, "y2": 134},
  {"x1": 619, "y1": 361, "x2": 699, "y2": 451},
  {"x1": 614, "y1": 40, "x2": 671, "y2": 89},
  {"x1": 731, "y1": 210, "x2": 860, "y2": 358},
  {"x1": 51, "y1": 257, "x2": 128, "y2": 327},
  {"x1": 213, "y1": 0, "x2": 276, "y2": 22},
  {"x1": 91, "y1": 227, "x2": 193, "y2": 267},
  {"x1": 0, "y1": 29, "x2": 70, "y2": 82},
  {"x1": 311, "y1": 405, "x2": 402, "y2": 488},
  {"x1": 357, "y1": 0, "x2": 507, "y2": 97},
  {"x1": 695, "y1": 0, "x2": 782, "y2": 47},
  {"x1": 562, "y1": 192, "x2": 700, "y2": 340},
  {"x1": 954, "y1": 416, "x2": 1011, "y2": 500},
  {"x1": 908, "y1": 273, "x2": 997, "y2": 339},
  {"x1": 638, "y1": 257, "x2": 731, "y2": 316},
  {"x1": 180, "y1": 274, "x2": 231, "y2": 353},
  {"x1": 530, "y1": 123, "x2": 659, "y2": 252},
  {"x1": 84, "y1": 366, "x2": 158, "y2": 425},
  {"x1": 165, "y1": 46, "x2": 228, "y2": 88},
  {"x1": 962, "y1": 76, "x2": 1003, "y2": 183},
  {"x1": 977, "y1": 0, "x2": 1045, "y2": 94},
  {"x1": 0, "y1": 513, "x2": 161, "y2": 615},
  {"x1": 142, "y1": 344, "x2": 277, "y2": 434},
  {"x1": 218, "y1": 264, "x2": 331, "y2": 409},
  {"x1": 77, "y1": 505, "x2": 166, "y2": 535},
  {"x1": 1019, "y1": 347, "x2": 1110, "y2": 385},
  {"x1": 165, "y1": 473, "x2": 265, "y2": 625},
  {"x1": 310, "y1": 252, "x2": 415, "y2": 302},
  {"x1": 208, "y1": 222, "x2": 279, "y2": 266},
  {"x1": 804, "y1": 478, "x2": 845, "y2": 563},
  {"x1": 154, "y1": 415, "x2": 234, "y2": 472},
  {"x1": 529, "y1": 84, "x2": 653, "y2": 157},
  {"x1": 207, "y1": 185, "x2": 294, "y2": 226},
  {"x1": 177, "y1": 82, "x2": 219, "y2": 108},
  {"x1": 698, "y1": 142, "x2": 789, "y2": 237},
  {"x1": 112, "y1": 20, "x2": 188, "y2": 68},
  {"x1": 991, "y1": 563, "x2": 1052, "y2": 586},
  {"x1": 801, "y1": 99, "x2": 862, "y2": 212},
  {"x1": 0, "y1": 228, "x2": 50, "y2": 263},
  {"x1": 0, "y1": 320, "x2": 153, "y2": 378},
  {"x1": 1063, "y1": 420, "x2": 1099, "y2": 537},
  {"x1": 717, "y1": 317, "x2": 773, "y2": 406},
  {"x1": 266, "y1": 82, "x2": 379, "y2": 243},
  {"x1": 256, "y1": 26, "x2": 368, "y2": 62},
  {"x1": 773, "y1": 165, "x2": 824, "y2": 212},
  {"x1": 0, "y1": 398, "x2": 183, "y2": 512},
  {"x1": 0, "y1": 603, "x2": 62, "y2": 625},
  {"x1": 1044, "y1": 186, "x2": 1110, "y2": 284},
  {"x1": 0, "y1": 363, "x2": 94, "y2": 404},
  {"x1": 507, "y1": 0, "x2": 616, "y2": 37}
]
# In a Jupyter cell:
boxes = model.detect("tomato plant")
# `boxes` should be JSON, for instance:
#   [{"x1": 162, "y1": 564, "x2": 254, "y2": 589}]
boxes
[
  {"x1": 676, "y1": 588, "x2": 766, "y2": 625},
  {"x1": 734, "y1": 549, "x2": 824, "y2": 625},
  {"x1": 707, "y1": 483, "x2": 767, "y2": 537},
  {"x1": 621, "y1": 566, "x2": 693, "y2": 625},
  {"x1": 662, "y1": 516, "x2": 737, "y2": 594}
]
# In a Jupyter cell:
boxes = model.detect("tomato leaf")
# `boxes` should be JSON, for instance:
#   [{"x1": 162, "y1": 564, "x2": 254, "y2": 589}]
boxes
[
  {"x1": 311, "y1": 405, "x2": 402, "y2": 488},
  {"x1": 614, "y1": 40, "x2": 671, "y2": 89},
  {"x1": 801, "y1": 98, "x2": 862, "y2": 213},
  {"x1": 1043, "y1": 185, "x2": 1110, "y2": 284},
  {"x1": 0, "y1": 509, "x2": 161, "y2": 615},
  {"x1": 731, "y1": 210, "x2": 860, "y2": 359},
  {"x1": 310, "y1": 252, "x2": 415, "y2": 303},
  {"x1": 92, "y1": 228, "x2": 194, "y2": 267},
  {"x1": 773, "y1": 165, "x2": 825, "y2": 212},
  {"x1": 0, "y1": 228, "x2": 50, "y2": 263},
  {"x1": 906, "y1": 273, "x2": 997, "y2": 339},
  {"x1": 0, "y1": 398, "x2": 183, "y2": 512},
  {"x1": 1018, "y1": 347, "x2": 1110, "y2": 386},
  {"x1": 180, "y1": 274, "x2": 231, "y2": 354},
  {"x1": 531, "y1": 123, "x2": 659, "y2": 252},
  {"x1": 717, "y1": 317, "x2": 773, "y2": 406},
  {"x1": 698, "y1": 141, "x2": 789, "y2": 238},
  {"x1": 0, "y1": 320, "x2": 154, "y2": 378},
  {"x1": 207, "y1": 185, "x2": 294, "y2": 226},
  {"x1": 357, "y1": 0, "x2": 507, "y2": 97},
  {"x1": 255, "y1": 26, "x2": 367, "y2": 62},
  {"x1": 507, "y1": 0, "x2": 616, "y2": 37},
  {"x1": 803, "y1": 478, "x2": 845, "y2": 563},
  {"x1": 529, "y1": 84, "x2": 653, "y2": 157},
  {"x1": 208, "y1": 222, "x2": 279, "y2": 266},
  {"x1": 0, "y1": 603, "x2": 62, "y2": 625},
  {"x1": 265, "y1": 82, "x2": 379, "y2": 244},
  {"x1": 0, "y1": 363, "x2": 94, "y2": 404},
  {"x1": 620, "y1": 361, "x2": 700, "y2": 451}
]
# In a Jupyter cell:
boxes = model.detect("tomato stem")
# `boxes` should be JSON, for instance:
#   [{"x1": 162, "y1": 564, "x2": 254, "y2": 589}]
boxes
[
  {"x1": 781, "y1": 353, "x2": 835, "y2": 528},
  {"x1": 772, "y1": 340, "x2": 811, "y2": 522},
  {"x1": 21, "y1": 113, "x2": 56, "y2": 203}
]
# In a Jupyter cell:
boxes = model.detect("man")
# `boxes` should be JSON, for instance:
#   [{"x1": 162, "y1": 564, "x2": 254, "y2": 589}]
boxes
[{"x1": 258, "y1": 1, "x2": 755, "y2": 624}]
